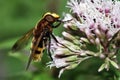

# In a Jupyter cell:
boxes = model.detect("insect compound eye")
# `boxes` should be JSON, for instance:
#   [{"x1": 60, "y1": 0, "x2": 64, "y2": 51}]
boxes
[{"x1": 45, "y1": 15, "x2": 54, "y2": 22}]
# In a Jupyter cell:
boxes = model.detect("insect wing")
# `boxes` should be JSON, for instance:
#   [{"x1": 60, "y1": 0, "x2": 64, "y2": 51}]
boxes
[
  {"x1": 12, "y1": 28, "x2": 34, "y2": 52},
  {"x1": 26, "y1": 31, "x2": 46, "y2": 70}
]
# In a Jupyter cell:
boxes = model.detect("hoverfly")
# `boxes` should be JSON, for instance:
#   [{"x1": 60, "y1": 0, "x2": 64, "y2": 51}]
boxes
[{"x1": 12, "y1": 12, "x2": 66, "y2": 70}]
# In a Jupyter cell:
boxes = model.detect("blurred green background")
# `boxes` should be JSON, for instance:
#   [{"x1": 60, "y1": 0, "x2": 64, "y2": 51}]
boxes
[{"x1": 0, "y1": 0, "x2": 119, "y2": 80}]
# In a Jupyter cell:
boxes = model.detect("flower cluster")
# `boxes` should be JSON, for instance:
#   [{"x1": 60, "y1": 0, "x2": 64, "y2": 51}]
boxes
[{"x1": 48, "y1": 0, "x2": 120, "y2": 77}]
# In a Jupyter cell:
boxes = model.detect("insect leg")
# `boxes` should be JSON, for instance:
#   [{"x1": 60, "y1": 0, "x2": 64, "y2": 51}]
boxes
[
  {"x1": 47, "y1": 35, "x2": 53, "y2": 61},
  {"x1": 50, "y1": 33, "x2": 68, "y2": 48},
  {"x1": 52, "y1": 22, "x2": 61, "y2": 28},
  {"x1": 50, "y1": 33, "x2": 78, "y2": 52}
]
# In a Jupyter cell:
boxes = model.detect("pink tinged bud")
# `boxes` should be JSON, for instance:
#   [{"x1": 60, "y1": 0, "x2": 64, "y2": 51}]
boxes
[
  {"x1": 105, "y1": 8, "x2": 110, "y2": 13},
  {"x1": 99, "y1": 24, "x2": 108, "y2": 32},
  {"x1": 53, "y1": 58, "x2": 69, "y2": 68},
  {"x1": 117, "y1": 24, "x2": 120, "y2": 28},
  {"x1": 85, "y1": 28, "x2": 94, "y2": 39},
  {"x1": 105, "y1": 8, "x2": 110, "y2": 17},
  {"x1": 63, "y1": 23, "x2": 70, "y2": 28},
  {"x1": 94, "y1": 29, "x2": 102, "y2": 38},
  {"x1": 90, "y1": 39, "x2": 95, "y2": 44},
  {"x1": 99, "y1": 54, "x2": 106, "y2": 59},
  {"x1": 54, "y1": 49, "x2": 68, "y2": 55},
  {"x1": 79, "y1": 26, "x2": 86, "y2": 32},
  {"x1": 62, "y1": 31, "x2": 75, "y2": 40},
  {"x1": 55, "y1": 48, "x2": 73, "y2": 56},
  {"x1": 89, "y1": 23, "x2": 95, "y2": 29},
  {"x1": 80, "y1": 37, "x2": 89, "y2": 43},
  {"x1": 95, "y1": 38, "x2": 100, "y2": 45},
  {"x1": 106, "y1": 31, "x2": 112, "y2": 39}
]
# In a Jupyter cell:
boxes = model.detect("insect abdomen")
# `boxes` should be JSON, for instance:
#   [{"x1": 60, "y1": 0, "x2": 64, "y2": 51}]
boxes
[
  {"x1": 31, "y1": 36, "x2": 46, "y2": 61},
  {"x1": 31, "y1": 19, "x2": 50, "y2": 61}
]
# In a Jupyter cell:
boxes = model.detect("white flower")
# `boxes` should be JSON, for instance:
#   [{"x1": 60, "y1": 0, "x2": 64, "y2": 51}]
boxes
[{"x1": 48, "y1": 0, "x2": 120, "y2": 77}]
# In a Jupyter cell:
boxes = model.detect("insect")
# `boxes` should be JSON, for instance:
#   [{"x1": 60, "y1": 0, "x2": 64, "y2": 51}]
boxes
[{"x1": 12, "y1": 12, "x2": 65, "y2": 70}]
